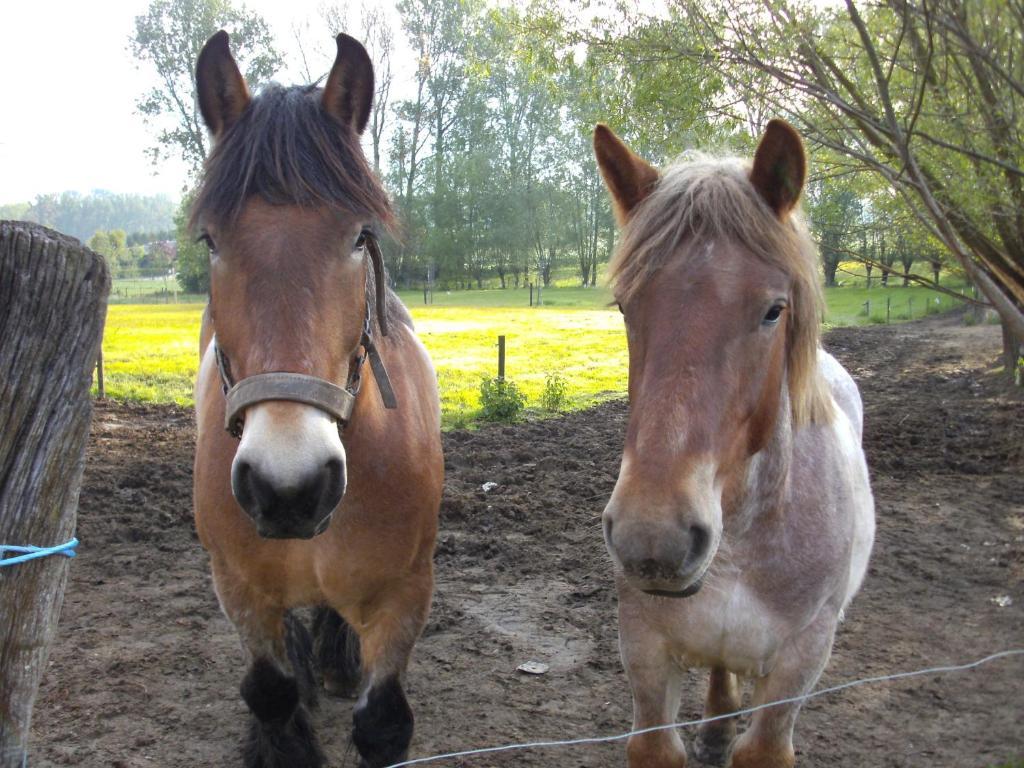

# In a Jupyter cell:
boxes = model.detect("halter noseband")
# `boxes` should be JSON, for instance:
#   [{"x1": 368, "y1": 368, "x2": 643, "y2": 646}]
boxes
[{"x1": 212, "y1": 234, "x2": 397, "y2": 439}]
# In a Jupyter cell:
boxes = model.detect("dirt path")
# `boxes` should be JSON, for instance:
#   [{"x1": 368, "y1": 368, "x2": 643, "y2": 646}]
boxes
[{"x1": 30, "y1": 315, "x2": 1024, "y2": 767}]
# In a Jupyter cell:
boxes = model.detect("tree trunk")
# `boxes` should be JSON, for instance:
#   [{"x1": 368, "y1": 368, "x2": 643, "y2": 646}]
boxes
[
  {"x1": 1003, "y1": 320, "x2": 1023, "y2": 382},
  {"x1": 0, "y1": 222, "x2": 109, "y2": 766}
]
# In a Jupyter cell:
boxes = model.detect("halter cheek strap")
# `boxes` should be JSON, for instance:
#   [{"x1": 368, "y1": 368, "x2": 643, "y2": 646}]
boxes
[{"x1": 212, "y1": 239, "x2": 397, "y2": 439}]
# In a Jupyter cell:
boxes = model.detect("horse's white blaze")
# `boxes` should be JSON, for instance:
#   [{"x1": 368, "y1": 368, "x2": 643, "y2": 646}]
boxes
[{"x1": 233, "y1": 402, "x2": 346, "y2": 491}]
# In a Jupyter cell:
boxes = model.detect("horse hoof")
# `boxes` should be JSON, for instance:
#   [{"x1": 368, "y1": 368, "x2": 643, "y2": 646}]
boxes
[{"x1": 693, "y1": 731, "x2": 733, "y2": 766}]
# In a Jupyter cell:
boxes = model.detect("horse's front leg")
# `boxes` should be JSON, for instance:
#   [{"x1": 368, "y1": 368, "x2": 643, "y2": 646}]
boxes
[
  {"x1": 693, "y1": 667, "x2": 741, "y2": 766},
  {"x1": 213, "y1": 563, "x2": 324, "y2": 768},
  {"x1": 341, "y1": 570, "x2": 433, "y2": 768},
  {"x1": 728, "y1": 613, "x2": 837, "y2": 768},
  {"x1": 619, "y1": 595, "x2": 688, "y2": 768}
]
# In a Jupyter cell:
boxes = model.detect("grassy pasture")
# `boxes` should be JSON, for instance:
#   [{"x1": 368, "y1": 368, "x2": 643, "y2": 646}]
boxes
[{"x1": 96, "y1": 282, "x2": 965, "y2": 427}]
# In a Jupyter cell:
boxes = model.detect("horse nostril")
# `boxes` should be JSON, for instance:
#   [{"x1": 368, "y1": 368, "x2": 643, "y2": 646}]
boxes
[
  {"x1": 232, "y1": 460, "x2": 258, "y2": 511},
  {"x1": 320, "y1": 458, "x2": 345, "y2": 512},
  {"x1": 686, "y1": 524, "x2": 710, "y2": 568}
]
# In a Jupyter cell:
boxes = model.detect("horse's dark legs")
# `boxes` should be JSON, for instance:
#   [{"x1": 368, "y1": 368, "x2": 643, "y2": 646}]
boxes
[
  {"x1": 312, "y1": 605, "x2": 362, "y2": 697},
  {"x1": 338, "y1": 573, "x2": 432, "y2": 768},
  {"x1": 693, "y1": 667, "x2": 740, "y2": 766},
  {"x1": 352, "y1": 675, "x2": 414, "y2": 768},
  {"x1": 212, "y1": 560, "x2": 324, "y2": 768},
  {"x1": 240, "y1": 612, "x2": 324, "y2": 768}
]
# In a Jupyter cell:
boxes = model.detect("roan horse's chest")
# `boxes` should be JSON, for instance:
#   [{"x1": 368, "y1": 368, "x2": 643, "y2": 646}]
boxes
[{"x1": 663, "y1": 578, "x2": 788, "y2": 677}]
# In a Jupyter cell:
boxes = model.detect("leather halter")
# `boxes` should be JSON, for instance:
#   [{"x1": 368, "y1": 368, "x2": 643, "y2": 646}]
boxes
[{"x1": 212, "y1": 234, "x2": 397, "y2": 439}]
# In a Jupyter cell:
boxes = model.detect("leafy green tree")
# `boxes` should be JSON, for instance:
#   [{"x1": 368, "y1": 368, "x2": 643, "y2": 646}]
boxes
[
  {"x1": 671, "y1": 0, "x2": 1024, "y2": 367},
  {"x1": 131, "y1": 0, "x2": 281, "y2": 178},
  {"x1": 807, "y1": 178, "x2": 862, "y2": 287},
  {"x1": 22, "y1": 191, "x2": 175, "y2": 242},
  {"x1": 0, "y1": 202, "x2": 31, "y2": 221},
  {"x1": 174, "y1": 193, "x2": 209, "y2": 294}
]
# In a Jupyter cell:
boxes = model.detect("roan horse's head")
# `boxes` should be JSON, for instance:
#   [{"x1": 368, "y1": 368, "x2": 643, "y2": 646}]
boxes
[
  {"x1": 193, "y1": 32, "x2": 393, "y2": 539},
  {"x1": 595, "y1": 121, "x2": 831, "y2": 597}
]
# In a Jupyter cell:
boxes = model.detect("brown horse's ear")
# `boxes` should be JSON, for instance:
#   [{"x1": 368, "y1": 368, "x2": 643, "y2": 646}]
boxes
[
  {"x1": 593, "y1": 124, "x2": 659, "y2": 226},
  {"x1": 322, "y1": 34, "x2": 374, "y2": 135},
  {"x1": 196, "y1": 31, "x2": 251, "y2": 138},
  {"x1": 750, "y1": 119, "x2": 806, "y2": 218}
]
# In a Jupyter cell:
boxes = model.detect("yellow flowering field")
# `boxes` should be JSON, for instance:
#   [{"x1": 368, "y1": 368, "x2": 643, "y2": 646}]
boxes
[{"x1": 96, "y1": 300, "x2": 629, "y2": 427}]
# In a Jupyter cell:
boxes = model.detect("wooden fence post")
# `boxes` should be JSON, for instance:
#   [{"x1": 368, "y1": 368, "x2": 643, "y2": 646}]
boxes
[
  {"x1": 96, "y1": 347, "x2": 104, "y2": 399},
  {"x1": 497, "y1": 335, "x2": 506, "y2": 380},
  {"x1": 0, "y1": 221, "x2": 109, "y2": 767}
]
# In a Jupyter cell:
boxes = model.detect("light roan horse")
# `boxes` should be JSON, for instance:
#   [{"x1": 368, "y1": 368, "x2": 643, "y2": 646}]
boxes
[
  {"x1": 593, "y1": 120, "x2": 875, "y2": 768},
  {"x1": 191, "y1": 31, "x2": 442, "y2": 768}
]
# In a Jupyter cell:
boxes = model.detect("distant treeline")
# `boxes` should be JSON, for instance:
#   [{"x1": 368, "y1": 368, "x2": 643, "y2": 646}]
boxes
[{"x1": 0, "y1": 190, "x2": 176, "y2": 243}]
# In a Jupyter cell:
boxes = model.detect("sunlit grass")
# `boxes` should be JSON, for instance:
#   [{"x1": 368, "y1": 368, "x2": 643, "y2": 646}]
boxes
[
  {"x1": 99, "y1": 304, "x2": 203, "y2": 406},
  {"x1": 417, "y1": 307, "x2": 627, "y2": 427},
  {"x1": 95, "y1": 281, "x2": 968, "y2": 427}
]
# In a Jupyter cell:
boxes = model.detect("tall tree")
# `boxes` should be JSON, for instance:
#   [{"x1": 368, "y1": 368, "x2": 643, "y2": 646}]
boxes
[
  {"x1": 130, "y1": 0, "x2": 281, "y2": 179},
  {"x1": 671, "y1": 0, "x2": 1024, "y2": 368}
]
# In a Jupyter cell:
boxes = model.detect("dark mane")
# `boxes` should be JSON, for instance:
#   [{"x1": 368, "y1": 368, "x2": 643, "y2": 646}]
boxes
[{"x1": 191, "y1": 83, "x2": 394, "y2": 231}]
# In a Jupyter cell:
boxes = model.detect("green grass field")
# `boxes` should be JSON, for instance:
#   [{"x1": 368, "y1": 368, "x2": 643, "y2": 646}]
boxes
[{"x1": 96, "y1": 281, "x2": 966, "y2": 427}]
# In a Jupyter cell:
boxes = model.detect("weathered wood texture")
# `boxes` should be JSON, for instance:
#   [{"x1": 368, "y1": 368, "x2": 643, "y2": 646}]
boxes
[{"x1": 0, "y1": 221, "x2": 109, "y2": 767}]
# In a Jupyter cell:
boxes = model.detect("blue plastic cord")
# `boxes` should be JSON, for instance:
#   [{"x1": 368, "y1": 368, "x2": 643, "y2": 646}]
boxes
[{"x1": 0, "y1": 537, "x2": 78, "y2": 567}]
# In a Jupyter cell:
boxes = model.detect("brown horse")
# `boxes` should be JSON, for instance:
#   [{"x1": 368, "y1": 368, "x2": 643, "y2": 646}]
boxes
[
  {"x1": 593, "y1": 121, "x2": 874, "y2": 768},
  {"x1": 191, "y1": 32, "x2": 442, "y2": 768}
]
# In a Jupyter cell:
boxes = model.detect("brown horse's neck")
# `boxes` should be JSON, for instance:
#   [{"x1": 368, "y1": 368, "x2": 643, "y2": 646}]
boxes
[{"x1": 725, "y1": 387, "x2": 794, "y2": 537}]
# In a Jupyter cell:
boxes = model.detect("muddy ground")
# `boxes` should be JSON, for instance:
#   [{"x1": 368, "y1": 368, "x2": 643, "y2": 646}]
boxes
[{"x1": 30, "y1": 314, "x2": 1024, "y2": 767}]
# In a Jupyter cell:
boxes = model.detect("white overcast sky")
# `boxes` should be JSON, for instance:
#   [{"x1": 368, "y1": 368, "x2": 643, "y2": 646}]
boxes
[{"x1": 0, "y1": 1, "x2": 411, "y2": 205}]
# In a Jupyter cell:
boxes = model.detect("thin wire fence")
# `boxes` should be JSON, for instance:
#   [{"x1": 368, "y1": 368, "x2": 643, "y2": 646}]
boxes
[{"x1": 382, "y1": 648, "x2": 1024, "y2": 768}]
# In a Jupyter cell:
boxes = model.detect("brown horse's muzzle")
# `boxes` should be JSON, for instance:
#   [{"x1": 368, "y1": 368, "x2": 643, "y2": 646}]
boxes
[
  {"x1": 228, "y1": 402, "x2": 349, "y2": 539},
  {"x1": 232, "y1": 455, "x2": 345, "y2": 539}
]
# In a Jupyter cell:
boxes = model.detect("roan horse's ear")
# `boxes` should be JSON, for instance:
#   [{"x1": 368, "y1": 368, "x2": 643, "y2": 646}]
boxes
[
  {"x1": 196, "y1": 31, "x2": 251, "y2": 138},
  {"x1": 593, "y1": 124, "x2": 659, "y2": 226},
  {"x1": 322, "y1": 34, "x2": 374, "y2": 135},
  {"x1": 750, "y1": 119, "x2": 807, "y2": 218}
]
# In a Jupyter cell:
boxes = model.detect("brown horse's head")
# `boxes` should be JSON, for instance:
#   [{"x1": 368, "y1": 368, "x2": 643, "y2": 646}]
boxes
[
  {"x1": 594, "y1": 121, "x2": 831, "y2": 596},
  {"x1": 193, "y1": 32, "x2": 393, "y2": 539}
]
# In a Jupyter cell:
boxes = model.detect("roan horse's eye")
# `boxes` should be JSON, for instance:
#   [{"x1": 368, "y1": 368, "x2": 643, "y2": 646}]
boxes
[
  {"x1": 762, "y1": 304, "x2": 786, "y2": 326},
  {"x1": 354, "y1": 229, "x2": 369, "y2": 251}
]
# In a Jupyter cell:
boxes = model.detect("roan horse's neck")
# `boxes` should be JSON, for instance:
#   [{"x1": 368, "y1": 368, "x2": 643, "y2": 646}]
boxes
[{"x1": 727, "y1": 387, "x2": 794, "y2": 537}]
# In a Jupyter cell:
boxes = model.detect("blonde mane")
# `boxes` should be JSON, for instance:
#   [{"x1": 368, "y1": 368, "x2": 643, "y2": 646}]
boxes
[{"x1": 609, "y1": 154, "x2": 833, "y2": 426}]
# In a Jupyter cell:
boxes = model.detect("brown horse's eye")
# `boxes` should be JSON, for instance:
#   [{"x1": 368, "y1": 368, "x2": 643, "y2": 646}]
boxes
[
  {"x1": 763, "y1": 304, "x2": 785, "y2": 326},
  {"x1": 354, "y1": 230, "x2": 368, "y2": 250},
  {"x1": 197, "y1": 233, "x2": 217, "y2": 254}
]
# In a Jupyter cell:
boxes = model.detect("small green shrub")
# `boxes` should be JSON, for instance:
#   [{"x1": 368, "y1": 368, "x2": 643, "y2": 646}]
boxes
[
  {"x1": 540, "y1": 372, "x2": 569, "y2": 412},
  {"x1": 448, "y1": 406, "x2": 472, "y2": 430},
  {"x1": 478, "y1": 376, "x2": 526, "y2": 423}
]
